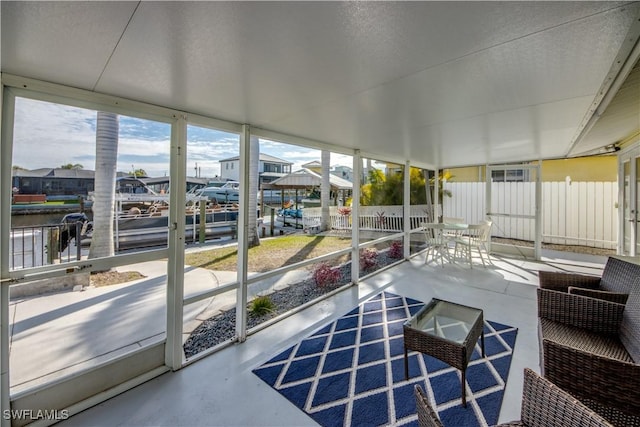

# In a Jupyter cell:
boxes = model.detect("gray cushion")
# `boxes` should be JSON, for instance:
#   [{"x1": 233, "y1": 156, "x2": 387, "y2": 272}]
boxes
[{"x1": 620, "y1": 276, "x2": 640, "y2": 363}]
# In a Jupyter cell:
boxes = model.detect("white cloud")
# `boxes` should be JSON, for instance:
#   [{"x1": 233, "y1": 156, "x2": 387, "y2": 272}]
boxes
[
  {"x1": 12, "y1": 97, "x2": 355, "y2": 178},
  {"x1": 13, "y1": 98, "x2": 97, "y2": 169}
]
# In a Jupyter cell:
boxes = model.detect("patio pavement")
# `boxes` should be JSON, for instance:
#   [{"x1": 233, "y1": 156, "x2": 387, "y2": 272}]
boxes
[
  {"x1": 47, "y1": 249, "x2": 607, "y2": 426},
  {"x1": 8, "y1": 257, "x2": 312, "y2": 394}
]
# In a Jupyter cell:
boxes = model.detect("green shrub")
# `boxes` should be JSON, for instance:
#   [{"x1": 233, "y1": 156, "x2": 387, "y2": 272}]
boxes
[{"x1": 249, "y1": 295, "x2": 274, "y2": 316}]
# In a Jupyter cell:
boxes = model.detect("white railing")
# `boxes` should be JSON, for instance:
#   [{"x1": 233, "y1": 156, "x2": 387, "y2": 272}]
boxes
[
  {"x1": 303, "y1": 205, "x2": 437, "y2": 233},
  {"x1": 442, "y1": 181, "x2": 618, "y2": 249}
]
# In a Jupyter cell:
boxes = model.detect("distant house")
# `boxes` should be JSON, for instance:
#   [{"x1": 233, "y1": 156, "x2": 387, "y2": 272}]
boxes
[
  {"x1": 301, "y1": 160, "x2": 322, "y2": 173},
  {"x1": 12, "y1": 168, "x2": 142, "y2": 199},
  {"x1": 12, "y1": 168, "x2": 106, "y2": 198},
  {"x1": 362, "y1": 161, "x2": 402, "y2": 179},
  {"x1": 447, "y1": 155, "x2": 618, "y2": 183},
  {"x1": 385, "y1": 162, "x2": 404, "y2": 176},
  {"x1": 331, "y1": 165, "x2": 353, "y2": 182},
  {"x1": 301, "y1": 161, "x2": 353, "y2": 182},
  {"x1": 219, "y1": 153, "x2": 293, "y2": 186}
]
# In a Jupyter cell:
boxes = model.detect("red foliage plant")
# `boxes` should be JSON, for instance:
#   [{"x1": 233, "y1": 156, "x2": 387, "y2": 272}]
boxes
[
  {"x1": 337, "y1": 207, "x2": 352, "y2": 216},
  {"x1": 389, "y1": 240, "x2": 403, "y2": 259},
  {"x1": 313, "y1": 262, "x2": 341, "y2": 287},
  {"x1": 360, "y1": 248, "x2": 379, "y2": 271}
]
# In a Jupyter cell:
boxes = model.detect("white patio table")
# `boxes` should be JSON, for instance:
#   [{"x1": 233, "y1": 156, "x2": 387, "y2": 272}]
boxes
[{"x1": 421, "y1": 222, "x2": 468, "y2": 266}]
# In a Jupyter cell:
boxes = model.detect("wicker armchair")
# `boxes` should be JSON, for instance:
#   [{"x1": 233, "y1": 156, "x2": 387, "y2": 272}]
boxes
[
  {"x1": 414, "y1": 384, "x2": 443, "y2": 427},
  {"x1": 538, "y1": 257, "x2": 640, "y2": 304},
  {"x1": 414, "y1": 368, "x2": 613, "y2": 427},
  {"x1": 538, "y1": 276, "x2": 640, "y2": 427}
]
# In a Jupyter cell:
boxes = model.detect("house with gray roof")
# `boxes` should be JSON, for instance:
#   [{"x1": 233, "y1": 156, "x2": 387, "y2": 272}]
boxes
[{"x1": 219, "y1": 153, "x2": 293, "y2": 185}]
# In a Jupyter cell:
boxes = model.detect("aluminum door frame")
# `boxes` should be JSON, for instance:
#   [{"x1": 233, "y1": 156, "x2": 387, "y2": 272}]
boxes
[
  {"x1": 618, "y1": 145, "x2": 640, "y2": 256},
  {"x1": 485, "y1": 162, "x2": 542, "y2": 260}
]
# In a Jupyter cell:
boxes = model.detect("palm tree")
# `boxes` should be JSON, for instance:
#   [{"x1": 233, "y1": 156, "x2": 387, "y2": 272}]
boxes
[
  {"x1": 89, "y1": 112, "x2": 119, "y2": 261},
  {"x1": 320, "y1": 150, "x2": 330, "y2": 231},
  {"x1": 60, "y1": 163, "x2": 84, "y2": 169},
  {"x1": 247, "y1": 136, "x2": 260, "y2": 247}
]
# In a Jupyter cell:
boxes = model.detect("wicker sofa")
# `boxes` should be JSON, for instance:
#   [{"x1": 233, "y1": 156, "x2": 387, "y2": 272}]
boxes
[
  {"x1": 538, "y1": 256, "x2": 640, "y2": 304},
  {"x1": 538, "y1": 260, "x2": 640, "y2": 427}
]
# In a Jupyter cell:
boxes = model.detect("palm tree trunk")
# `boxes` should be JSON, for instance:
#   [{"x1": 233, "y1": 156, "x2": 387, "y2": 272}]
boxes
[
  {"x1": 247, "y1": 136, "x2": 260, "y2": 247},
  {"x1": 321, "y1": 150, "x2": 331, "y2": 231},
  {"x1": 89, "y1": 112, "x2": 119, "y2": 260}
]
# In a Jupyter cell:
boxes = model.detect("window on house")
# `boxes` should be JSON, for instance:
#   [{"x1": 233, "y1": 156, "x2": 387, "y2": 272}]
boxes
[
  {"x1": 491, "y1": 169, "x2": 528, "y2": 182},
  {"x1": 263, "y1": 163, "x2": 282, "y2": 173}
]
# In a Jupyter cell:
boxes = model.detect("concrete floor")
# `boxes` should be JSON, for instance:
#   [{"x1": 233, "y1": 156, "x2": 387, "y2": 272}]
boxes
[{"x1": 59, "y1": 250, "x2": 607, "y2": 427}]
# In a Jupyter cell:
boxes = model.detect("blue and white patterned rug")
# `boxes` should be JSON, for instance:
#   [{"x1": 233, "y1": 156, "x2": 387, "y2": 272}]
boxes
[{"x1": 253, "y1": 292, "x2": 517, "y2": 427}]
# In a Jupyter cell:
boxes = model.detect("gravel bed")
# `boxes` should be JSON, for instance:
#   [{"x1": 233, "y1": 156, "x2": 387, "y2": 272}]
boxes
[
  {"x1": 183, "y1": 252, "x2": 400, "y2": 358},
  {"x1": 492, "y1": 237, "x2": 615, "y2": 257}
]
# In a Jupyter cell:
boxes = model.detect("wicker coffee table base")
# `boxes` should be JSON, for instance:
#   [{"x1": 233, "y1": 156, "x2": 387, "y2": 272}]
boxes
[{"x1": 403, "y1": 307, "x2": 485, "y2": 407}]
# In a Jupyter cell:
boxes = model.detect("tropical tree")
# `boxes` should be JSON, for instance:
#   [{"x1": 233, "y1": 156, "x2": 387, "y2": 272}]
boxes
[
  {"x1": 247, "y1": 136, "x2": 260, "y2": 247},
  {"x1": 360, "y1": 168, "x2": 388, "y2": 205},
  {"x1": 361, "y1": 167, "x2": 453, "y2": 206},
  {"x1": 428, "y1": 170, "x2": 453, "y2": 202},
  {"x1": 60, "y1": 163, "x2": 84, "y2": 169},
  {"x1": 89, "y1": 112, "x2": 119, "y2": 261},
  {"x1": 320, "y1": 150, "x2": 330, "y2": 231},
  {"x1": 129, "y1": 168, "x2": 147, "y2": 178}
]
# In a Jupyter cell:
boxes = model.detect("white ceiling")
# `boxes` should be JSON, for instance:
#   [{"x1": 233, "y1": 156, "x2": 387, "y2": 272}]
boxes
[{"x1": 2, "y1": 1, "x2": 639, "y2": 168}]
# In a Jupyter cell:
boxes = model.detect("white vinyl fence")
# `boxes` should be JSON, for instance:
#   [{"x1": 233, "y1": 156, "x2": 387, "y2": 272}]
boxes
[{"x1": 443, "y1": 182, "x2": 618, "y2": 249}]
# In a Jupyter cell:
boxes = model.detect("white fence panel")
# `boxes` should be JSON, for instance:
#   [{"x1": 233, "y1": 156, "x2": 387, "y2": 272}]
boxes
[{"x1": 443, "y1": 181, "x2": 618, "y2": 249}]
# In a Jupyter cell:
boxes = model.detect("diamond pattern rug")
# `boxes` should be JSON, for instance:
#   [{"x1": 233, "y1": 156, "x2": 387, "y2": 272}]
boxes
[{"x1": 253, "y1": 292, "x2": 518, "y2": 427}]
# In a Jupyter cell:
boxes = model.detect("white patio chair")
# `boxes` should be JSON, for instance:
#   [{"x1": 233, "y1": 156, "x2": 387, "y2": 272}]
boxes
[
  {"x1": 421, "y1": 223, "x2": 450, "y2": 267},
  {"x1": 454, "y1": 220, "x2": 492, "y2": 268}
]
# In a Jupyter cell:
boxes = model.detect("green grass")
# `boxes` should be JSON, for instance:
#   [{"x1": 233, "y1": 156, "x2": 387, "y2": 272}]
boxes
[{"x1": 185, "y1": 235, "x2": 351, "y2": 272}]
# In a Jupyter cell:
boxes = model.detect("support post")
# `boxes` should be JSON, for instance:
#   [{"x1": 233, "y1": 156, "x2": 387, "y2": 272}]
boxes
[
  {"x1": 351, "y1": 151, "x2": 361, "y2": 284},
  {"x1": 47, "y1": 227, "x2": 60, "y2": 264},
  {"x1": 435, "y1": 168, "x2": 440, "y2": 222},
  {"x1": 485, "y1": 164, "x2": 492, "y2": 253},
  {"x1": 321, "y1": 150, "x2": 330, "y2": 231},
  {"x1": 270, "y1": 207, "x2": 274, "y2": 236},
  {"x1": 165, "y1": 114, "x2": 187, "y2": 370},
  {"x1": 236, "y1": 125, "x2": 250, "y2": 343},
  {"x1": 1, "y1": 82, "x2": 14, "y2": 427},
  {"x1": 199, "y1": 199, "x2": 206, "y2": 244},
  {"x1": 404, "y1": 161, "x2": 411, "y2": 259},
  {"x1": 535, "y1": 159, "x2": 542, "y2": 260}
]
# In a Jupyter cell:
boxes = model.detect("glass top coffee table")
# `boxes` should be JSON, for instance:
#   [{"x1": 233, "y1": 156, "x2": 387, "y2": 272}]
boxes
[{"x1": 403, "y1": 298, "x2": 485, "y2": 407}]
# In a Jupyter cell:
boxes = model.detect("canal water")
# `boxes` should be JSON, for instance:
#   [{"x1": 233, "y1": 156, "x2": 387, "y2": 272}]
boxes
[{"x1": 11, "y1": 212, "x2": 92, "y2": 227}]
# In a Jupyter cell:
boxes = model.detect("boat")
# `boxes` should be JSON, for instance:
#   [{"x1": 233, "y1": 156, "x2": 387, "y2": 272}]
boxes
[
  {"x1": 65, "y1": 192, "x2": 240, "y2": 250},
  {"x1": 196, "y1": 181, "x2": 240, "y2": 204}
]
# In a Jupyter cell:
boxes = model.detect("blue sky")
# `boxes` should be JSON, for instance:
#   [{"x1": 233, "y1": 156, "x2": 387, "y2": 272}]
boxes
[{"x1": 12, "y1": 97, "x2": 356, "y2": 178}]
